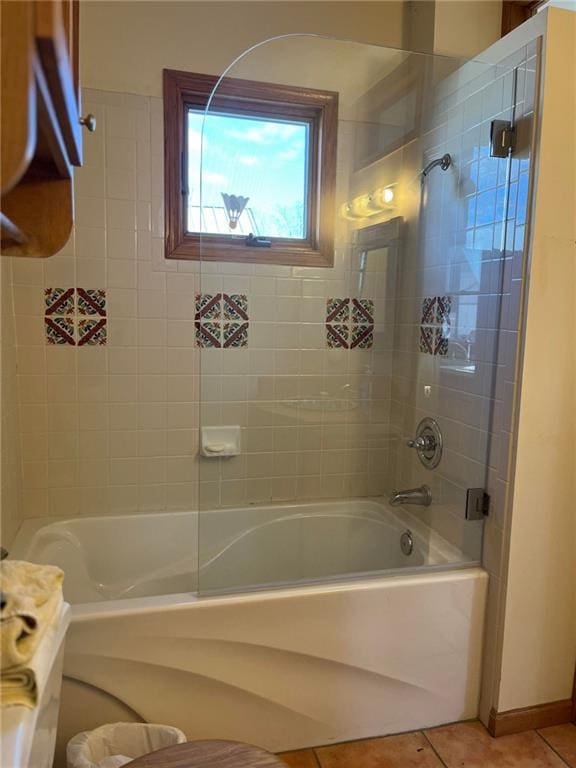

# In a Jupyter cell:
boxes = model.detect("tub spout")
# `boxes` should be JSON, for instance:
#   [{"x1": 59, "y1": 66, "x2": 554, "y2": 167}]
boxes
[{"x1": 389, "y1": 485, "x2": 432, "y2": 507}]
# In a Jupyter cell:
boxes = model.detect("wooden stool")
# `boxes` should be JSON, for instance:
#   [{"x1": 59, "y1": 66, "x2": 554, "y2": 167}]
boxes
[{"x1": 127, "y1": 739, "x2": 287, "y2": 767}]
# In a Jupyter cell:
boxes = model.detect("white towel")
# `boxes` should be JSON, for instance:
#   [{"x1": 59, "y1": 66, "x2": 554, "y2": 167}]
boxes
[{"x1": 0, "y1": 560, "x2": 64, "y2": 708}]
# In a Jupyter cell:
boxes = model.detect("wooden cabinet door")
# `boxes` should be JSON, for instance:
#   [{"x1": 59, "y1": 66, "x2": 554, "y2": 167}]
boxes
[{"x1": 35, "y1": 0, "x2": 82, "y2": 166}]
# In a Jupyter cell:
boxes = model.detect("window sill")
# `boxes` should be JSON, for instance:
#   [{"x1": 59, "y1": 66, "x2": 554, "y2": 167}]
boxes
[{"x1": 166, "y1": 241, "x2": 334, "y2": 268}]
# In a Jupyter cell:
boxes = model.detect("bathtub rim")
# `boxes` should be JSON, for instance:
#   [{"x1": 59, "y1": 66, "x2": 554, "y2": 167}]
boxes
[
  {"x1": 64, "y1": 564, "x2": 485, "y2": 622},
  {"x1": 10, "y1": 498, "x2": 480, "y2": 617}
]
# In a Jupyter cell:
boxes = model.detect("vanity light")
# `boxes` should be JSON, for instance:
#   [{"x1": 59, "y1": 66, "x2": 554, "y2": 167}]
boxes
[
  {"x1": 340, "y1": 202, "x2": 366, "y2": 221},
  {"x1": 371, "y1": 185, "x2": 395, "y2": 209},
  {"x1": 382, "y1": 186, "x2": 395, "y2": 204},
  {"x1": 340, "y1": 186, "x2": 396, "y2": 220}
]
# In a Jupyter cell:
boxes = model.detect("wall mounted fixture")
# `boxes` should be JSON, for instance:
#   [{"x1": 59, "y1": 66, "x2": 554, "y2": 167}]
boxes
[
  {"x1": 420, "y1": 154, "x2": 451, "y2": 184},
  {"x1": 340, "y1": 185, "x2": 396, "y2": 220}
]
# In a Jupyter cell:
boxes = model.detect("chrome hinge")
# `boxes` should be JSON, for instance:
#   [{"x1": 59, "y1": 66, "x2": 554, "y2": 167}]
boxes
[
  {"x1": 490, "y1": 120, "x2": 516, "y2": 158},
  {"x1": 466, "y1": 488, "x2": 490, "y2": 520}
]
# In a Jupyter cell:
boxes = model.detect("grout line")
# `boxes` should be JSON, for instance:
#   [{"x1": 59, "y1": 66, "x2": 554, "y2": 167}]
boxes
[
  {"x1": 534, "y1": 729, "x2": 571, "y2": 767},
  {"x1": 311, "y1": 748, "x2": 322, "y2": 768},
  {"x1": 421, "y1": 730, "x2": 451, "y2": 768}
]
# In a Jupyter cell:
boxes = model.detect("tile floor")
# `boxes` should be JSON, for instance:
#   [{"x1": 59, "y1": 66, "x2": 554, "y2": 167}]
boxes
[{"x1": 279, "y1": 721, "x2": 576, "y2": 768}]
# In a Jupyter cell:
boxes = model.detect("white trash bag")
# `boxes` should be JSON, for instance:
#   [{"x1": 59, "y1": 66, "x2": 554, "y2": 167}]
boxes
[{"x1": 66, "y1": 722, "x2": 187, "y2": 768}]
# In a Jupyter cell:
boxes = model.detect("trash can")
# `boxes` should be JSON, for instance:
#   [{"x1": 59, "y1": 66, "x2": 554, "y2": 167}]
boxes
[{"x1": 66, "y1": 722, "x2": 187, "y2": 768}]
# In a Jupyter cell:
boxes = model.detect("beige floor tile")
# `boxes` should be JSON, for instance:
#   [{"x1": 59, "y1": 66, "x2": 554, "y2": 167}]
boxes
[
  {"x1": 316, "y1": 732, "x2": 444, "y2": 768},
  {"x1": 538, "y1": 724, "x2": 576, "y2": 767},
  {"x1": 425, "y1": 720, "x2": 567, "y2": 767}
]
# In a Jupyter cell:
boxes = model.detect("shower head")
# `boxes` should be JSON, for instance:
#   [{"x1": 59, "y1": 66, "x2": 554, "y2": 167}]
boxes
[{"x1": 421, "y1": 153, "x2": 452, "y2": 184}]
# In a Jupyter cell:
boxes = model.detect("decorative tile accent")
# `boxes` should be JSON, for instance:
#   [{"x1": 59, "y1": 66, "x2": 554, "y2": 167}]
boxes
[
  {"x1": 351, "y1": 324, "x2": 374, "y2": 349},
  {"x1": 421, "y1": 296, "x2": 437, "y2": 325},
  {"x1": 419, "y1": 295, "x2": 451, "y2": 356},
  {"x1": 223, "y1": 322, "x2": 249, "y2": 348},
  {"x1": 44, "y1": 287, "x2": 108, "y2": 347},
  {"x1": 195, "y1": 293, "x2": 222, "y2": 321},
  {"x1": 420, "y1": 296, "x2": 452, "y2": 326},
  {"x1": 195, "y1": 292, "x2": 249, "y2": 348},
  {"x1": 195, "y1": 321, "x2": 221, "y2": 348},
  {"x1": 45, "y1": 287, "x2": 75, "y2": 315},
  {"x1": 419, "y1": 327, "x2": 449, "y2": 356},
  {"x1": 436, "y1": 295, "x2": 452, "y2": 325},
  {"x1": 326, "y1": 324, "x2": 349, "y2": 349},
  {"x1": 78, "y1": 318, "x2": 107, "y2": 346},
  {"x1": 77, "y1": 288, "x2": 106, "y2": 316},
  {"x1": 351, "y1": 298, "x2": 374, "y2": 325},
  {"x1": 326, "y1": 297, "x2": 373, "y2": 349},
  {"x1": 326, "y1": 298, "x2": 350, "y2": 324},
  {"x1": 45, "y1": 317, "x2": 75, "y2": 345},
  {"x1": 419, "y1": 326, "x2": 435, "y2": 355},
  {"x1": 223, "y1": 294, "x2": 248, "y2": 321}
]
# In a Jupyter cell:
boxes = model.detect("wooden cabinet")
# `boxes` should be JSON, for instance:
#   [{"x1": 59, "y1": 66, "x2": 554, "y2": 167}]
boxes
[{"x1": 1, "y1": 0, "x2": 91, "y2": 257}]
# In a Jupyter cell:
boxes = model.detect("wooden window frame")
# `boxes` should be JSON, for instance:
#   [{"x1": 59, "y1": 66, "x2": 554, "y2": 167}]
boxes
[
  {"x1": 163, "y1": 69, "x2": 338, "y2": 267},
  {"x1": 501, "y1": 0, "x2": 544, "y2": 36}
]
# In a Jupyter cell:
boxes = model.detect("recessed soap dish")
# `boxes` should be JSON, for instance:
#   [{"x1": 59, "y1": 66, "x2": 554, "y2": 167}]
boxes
[{"x1": 201, "y1": 426, "x2": 241, "y2": 457}]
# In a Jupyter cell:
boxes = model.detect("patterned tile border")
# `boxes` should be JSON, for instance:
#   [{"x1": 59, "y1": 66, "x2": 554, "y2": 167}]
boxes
[
  {"x1": 77, "y1": 288, "x2": 106, "y2": 316},
  {"x1": 326, "y1": 324, "x2": 349, "y2": 349},
  {"x1": 195, "y1": 293, "x2": 249, "y2": 348},
  {"x1": 195, "y1": 321, "x2": 222, "y2": 349},
  {"x1": 44, "y1": 288, "x2": 107, "y2": 346},
  {"x1": 326, "y1": 297, "x2": 350, "y2": 324},
  {"x1": 351, "y1": 324, "x2": 374, "y2": 349},
  {"x1": 78, "y1": 318, "x2": 107, "y2": 346},
  {"x1": 419, "y1": 295, "x2": 451, "y2": 356},
  {"x1": 195, "y1": 293, "x2": 222, "y2": 321},
  {"x1": 326, "y1": 298, "x2": 374, "y2": 350},
  {"x1": 45, "y1": 317, "x2": 75, "y2": 345},
  {"x1": 223, "y1": 294, "x2": 249, "y2": 321},
  {"x1": 223, "y1": 322, "x2": 249, "y2": 348},
  {"x1": 45, "y1": 287, "x2": 75, "y2": 315},
  {"x1": 351, "y1": 298, "x2": 374, "y2": 325}
]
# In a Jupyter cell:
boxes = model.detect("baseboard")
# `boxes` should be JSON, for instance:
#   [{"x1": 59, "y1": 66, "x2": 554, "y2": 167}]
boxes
[
  {"x1": 488, "y1": 699, "x2": 573, "y2": 737},
  {"x1": 572, "y1": 666, "x2": 576, "y2": 723}
]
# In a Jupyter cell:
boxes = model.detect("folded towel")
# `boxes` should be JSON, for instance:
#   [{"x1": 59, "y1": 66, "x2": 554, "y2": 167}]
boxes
[
  {"x1": 0, "y1": 665, "x2": 37, "y2": 708},
  {"x1": 0, "y1": 560, "x2": 64, "y2": 708}
]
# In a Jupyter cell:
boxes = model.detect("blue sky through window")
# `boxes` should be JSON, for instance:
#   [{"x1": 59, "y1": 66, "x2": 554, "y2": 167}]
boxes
[{"x1": 187, "y1": 109, "x2": 309, "y2": 238}]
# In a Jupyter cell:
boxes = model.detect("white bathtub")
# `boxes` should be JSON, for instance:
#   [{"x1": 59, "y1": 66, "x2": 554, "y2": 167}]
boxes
[{"x1": 11, "y1": 499, "x2": 488, "y2": 753}]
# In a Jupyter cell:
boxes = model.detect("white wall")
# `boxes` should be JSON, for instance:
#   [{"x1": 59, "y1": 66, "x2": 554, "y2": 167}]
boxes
[
  {"x1": 79, "y1": 1, "x2": 407, "y2": 96},
  {"x1": 433, "y1": 0, "x2": 502, "y2": 57},
  {"x1": 79, "y1": 1, "x2": 506, "y2": 98},
  {"x1": 0, "y1": 257, "x2": 23, "y2": 548},
  {"x1": 497, "y1": 7, "x2": 576, "y2": 711}
]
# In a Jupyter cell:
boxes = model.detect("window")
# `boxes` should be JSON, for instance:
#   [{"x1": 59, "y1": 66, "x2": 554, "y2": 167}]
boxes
[{"x1": 163, "y1": 70, "x2": 338, "y2": 266}]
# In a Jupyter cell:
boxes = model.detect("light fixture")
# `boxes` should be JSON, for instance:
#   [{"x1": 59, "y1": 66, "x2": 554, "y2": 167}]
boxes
[
  {"x1": 340, "y1": 202, "x2": 366, "y2": 221},
  {"x1": 221, "y1": 193, "x2": 249, "y2": 229},
  {"x1": 340, "y1": 185, "x2": 396, "y2": 221},
  {"x1": 381, "y1": 186, "x2": 395, "y2": 204},
  {"x1": 369, "y1": 185, "x2": 395, "y2": 210}
]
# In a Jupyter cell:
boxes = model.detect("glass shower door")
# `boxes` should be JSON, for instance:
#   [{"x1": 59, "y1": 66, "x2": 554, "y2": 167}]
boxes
[{"x1": 192, "y1": 35, "x2": 520, "y2": 594}]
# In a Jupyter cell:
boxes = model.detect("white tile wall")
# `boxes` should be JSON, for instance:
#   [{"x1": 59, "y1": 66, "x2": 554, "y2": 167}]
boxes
[
  {"x1": 10, "y1": 87, "x2": 396, "y2": 518},
  {"x1": 1, "y1": 257, "x2": 23, "y2": 546}
]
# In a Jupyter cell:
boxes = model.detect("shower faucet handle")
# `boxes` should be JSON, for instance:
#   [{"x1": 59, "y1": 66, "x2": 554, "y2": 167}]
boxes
[
  {"x1": 406, "y1": 418, "x2": 443, "y2": 470},
  {"x1": 407, "y1": 435, "x2": 436, "y2": 451}
]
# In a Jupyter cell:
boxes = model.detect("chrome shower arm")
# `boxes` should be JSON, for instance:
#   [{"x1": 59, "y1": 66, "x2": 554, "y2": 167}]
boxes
[{"x1": 421, "y1": 153, "x2": 452, "y2": 182}]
